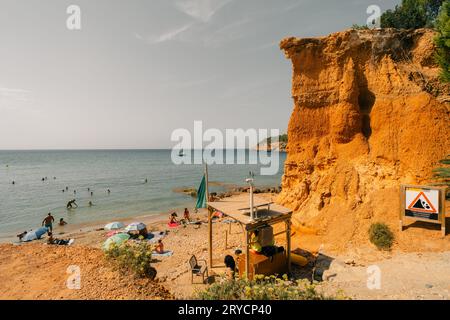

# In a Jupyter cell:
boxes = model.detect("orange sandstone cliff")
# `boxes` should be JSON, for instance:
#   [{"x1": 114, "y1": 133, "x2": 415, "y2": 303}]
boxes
[{"x1": 278, "y1": 29, "x2": 450, "y2": 252}]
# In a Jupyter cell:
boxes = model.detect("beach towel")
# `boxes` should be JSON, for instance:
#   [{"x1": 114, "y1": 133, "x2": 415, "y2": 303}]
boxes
[
  {"x1": 152, "y1": 250, "x2": 173, "y2": 257},
  {"x1": 222, "y1": 219, "x2": 237, "y2": 224},
  {"x1": 168, "y1": 222, "x2": 180, "y2": 228},
  {"x1": 146, "y1": 231, "x2": 167, "y2": 243}
]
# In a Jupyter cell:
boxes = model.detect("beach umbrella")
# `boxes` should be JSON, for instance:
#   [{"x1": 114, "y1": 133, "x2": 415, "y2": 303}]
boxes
[
  {"x1": 102, "y1": 233, "x2": 130, "y2": 250},
  {"x1": 125, "y1": 222, "x2": 146, "y2": 232},
  {"x1": 104, "y1": 221, "x2": 125, "y2": 230},
  {"x1": 22, "y1": 227, "x2": 48, "y2": 242}
]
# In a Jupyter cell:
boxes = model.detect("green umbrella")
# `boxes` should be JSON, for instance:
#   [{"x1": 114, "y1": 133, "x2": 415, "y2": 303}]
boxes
[{"x1": 102, "y1": 233, "x2": 130, "y2": 251}]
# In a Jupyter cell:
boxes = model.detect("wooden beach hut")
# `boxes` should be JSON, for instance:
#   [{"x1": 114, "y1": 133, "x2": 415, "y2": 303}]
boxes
[{"x1": 207, "y1": 194, "x2": 293, "y2": 279}]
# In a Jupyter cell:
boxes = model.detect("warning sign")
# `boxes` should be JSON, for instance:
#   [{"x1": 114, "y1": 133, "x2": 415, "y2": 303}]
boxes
[
  {"x1": 405, "y1": 187, "x2": 439, "y2": 220},
  {"x1": 400, "y1": 185, "x2": 447, "y2": 237}
]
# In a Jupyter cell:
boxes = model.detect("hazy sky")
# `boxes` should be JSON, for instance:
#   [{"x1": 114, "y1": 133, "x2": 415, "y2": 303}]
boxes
[{"x1": 0, "y1": 0, "x2": 400, "y2": 149}]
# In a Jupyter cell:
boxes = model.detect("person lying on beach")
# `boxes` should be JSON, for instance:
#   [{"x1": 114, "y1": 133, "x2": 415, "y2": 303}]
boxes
[
  {"x1": 17, "y1": 231, "x2": 27, "y2": 241},
  {"x1": 47, "y1": 232, "x2": 71, "y2": 245},
  {"x1": 59, "y1": 218, "x2": 67, "y2": 226},
  {"x1": 42, "y1": 213, "x2": 55, "y2": 232}
]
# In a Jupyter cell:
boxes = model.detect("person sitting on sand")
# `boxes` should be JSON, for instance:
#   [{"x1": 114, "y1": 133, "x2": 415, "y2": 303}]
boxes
[
  {"x1": 183, "y1": 208, "x2": 191, "y2": 222},
  {"x1": 155, "y1": 239, "x2": 164, "y2": 254},
  {"x1": 59, "y1": 218, "x2": 67, "y2": 226},
  {"x1": 224, "y1": 255, "x2": 237, "y2": 279},
  {"x1": 169, "y1": 212, "x2": 179, "y2": 225},
  {"x1": 42, "y1": 213, "x2": 55, "y2": 232}
]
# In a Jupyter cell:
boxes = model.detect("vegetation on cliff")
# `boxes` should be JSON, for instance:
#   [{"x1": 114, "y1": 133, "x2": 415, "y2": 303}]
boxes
[
  {"x1": 435, "y1": 1, "x2": 450, "y2": 82},
  {"x1": 381, "y1": 0, "x2": 444, "y2": 29},
  {"x1": 379, "y1": 0, "x2": 449, "y2": 83}
]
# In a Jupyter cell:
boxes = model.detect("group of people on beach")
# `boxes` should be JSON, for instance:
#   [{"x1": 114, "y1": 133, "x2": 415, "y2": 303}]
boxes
[{"x1": 168, "y1": 208, "x2": 193, "y2": 226}]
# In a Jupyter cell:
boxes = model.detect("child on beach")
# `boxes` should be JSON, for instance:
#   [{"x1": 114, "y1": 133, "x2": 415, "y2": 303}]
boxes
[{"x1": 59, "y1": 218, "x2": 67, "y2": 226}]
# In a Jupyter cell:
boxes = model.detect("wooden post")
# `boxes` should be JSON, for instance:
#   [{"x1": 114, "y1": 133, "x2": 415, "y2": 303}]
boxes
[
  {"x1": 286, "y1": 219, "x2": 291, "y2": 274},
  {"x1": 440, "y1": 188, "x2": 446, "y2": 238},
  {"x1": 224, "y1": 230, "x2": 228, "y2": 250},
  {"x1": 399, "y1": 185, "x2": 405, "y2": 232},
  {"x1": 205, "y1": 163, "x2": 210, "y2": 204},
  {"x1": 208, "y1": 208, "x2": 213, "y2": 269},
  {"x1": 245, "y1": 230, "x2": 250, "y2": 279}
]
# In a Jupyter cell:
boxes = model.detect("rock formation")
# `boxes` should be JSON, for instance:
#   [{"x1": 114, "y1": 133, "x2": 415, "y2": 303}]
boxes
[{"x1": 278, "y1": 28, "x2": 450, "y2": 252}]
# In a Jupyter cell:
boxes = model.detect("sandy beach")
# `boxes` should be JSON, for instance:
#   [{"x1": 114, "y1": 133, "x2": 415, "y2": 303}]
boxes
[{"x1": 0, "y1": 191, "x2": 449, "y2": 300}]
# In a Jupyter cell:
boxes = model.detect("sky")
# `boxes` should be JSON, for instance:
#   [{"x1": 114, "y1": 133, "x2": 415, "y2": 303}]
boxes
[{"x1": 0, "y1": 0, "x2": 400, "y2": 149}]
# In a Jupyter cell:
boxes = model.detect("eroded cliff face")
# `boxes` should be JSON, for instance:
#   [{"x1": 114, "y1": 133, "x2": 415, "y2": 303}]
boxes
[{"x1": 278, "y1": 29, "x2": 450, "y2": 251}]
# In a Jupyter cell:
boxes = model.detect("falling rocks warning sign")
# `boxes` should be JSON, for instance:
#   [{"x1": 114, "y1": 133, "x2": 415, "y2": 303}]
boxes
[{"x1": 405, "y1": 187, "x2": 439, "y2": 221}]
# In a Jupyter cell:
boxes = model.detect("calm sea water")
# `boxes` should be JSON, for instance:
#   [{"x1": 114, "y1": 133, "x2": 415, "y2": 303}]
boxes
[{"x1": 0, "y1": 150, "x2": 285, "y2": 238}]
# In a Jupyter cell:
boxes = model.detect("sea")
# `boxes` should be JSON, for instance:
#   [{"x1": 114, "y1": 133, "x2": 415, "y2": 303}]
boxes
[{"x1": 0, "y1": 150, "x2": 286, "y2": 239}]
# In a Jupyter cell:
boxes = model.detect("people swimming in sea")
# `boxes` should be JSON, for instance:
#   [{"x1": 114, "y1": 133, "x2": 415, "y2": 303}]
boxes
[
  {"x1": 62, "y1": 189, "x2": 65, "y2": 193},
  {"x1": 42, "y1": 212, "x2": 55, "y2": 232},
  {"x1": 90, "y1": 191, "x2": 93, "y2": 197},
  {"x1": 66, "y1": 199, "x2": 78, "y2": 209},
  {"x1": 107, "y1": 189, "x2": 111, "y2": 194},
  {"x1": 145, "y1": 178, "x2": 148, "y2": 183},
  {"x1": 41, "y1": 178, "x2": 45, "y2": 182},
  {"x1": 59, "y1": 218, "x2": 67, "y2": 226},
  {"x1": 74, "y1": 190, "x2": 76, "y2": 194},
  {"x1": 88, "y1": 187, "x2": 90, "y2": 191},
  {"x1": 11, "y1": 181, "x2": 15, "y2": 185},
  {"x1": 66, "y1": 186, "x2": 68, "y2": 191}
]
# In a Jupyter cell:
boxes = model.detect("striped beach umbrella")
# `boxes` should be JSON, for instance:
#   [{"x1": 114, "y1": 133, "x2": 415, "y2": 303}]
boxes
[
  {"x1": 102, "y1": 233, "x2": 130, "y2": 251},
  {"x1": 125, "y1": 222, "x2": 146, "y2": 232}
]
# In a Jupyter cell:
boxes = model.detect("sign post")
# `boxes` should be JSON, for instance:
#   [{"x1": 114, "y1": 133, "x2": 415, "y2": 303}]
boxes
[{"x1": 400, "y1": 185, "x2": 447, "y2": 237}]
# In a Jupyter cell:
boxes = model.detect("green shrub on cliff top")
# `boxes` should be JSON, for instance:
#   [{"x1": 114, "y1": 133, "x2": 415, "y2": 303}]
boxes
[
  {"x1": 435, "y1": 1, "x2": 450, "y2": 82},
  {"x1": 381, "y1": 0, "x2": 444, "y2": 29}
]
